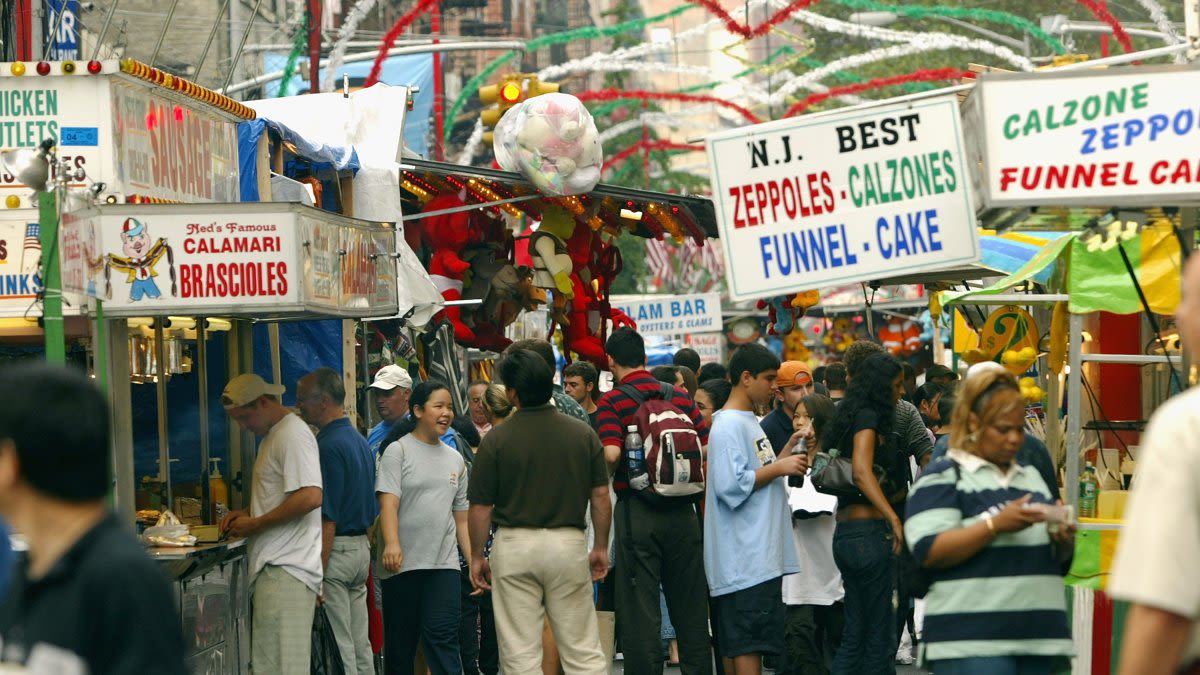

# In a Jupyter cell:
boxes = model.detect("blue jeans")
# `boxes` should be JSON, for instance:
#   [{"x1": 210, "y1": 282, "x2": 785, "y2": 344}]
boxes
[
  {"x1": 381, "y1": 569, "x2": 462, "y2": 675},
  {"x1": 932, "y1": 655, "x2": 1058, "y2": 674},
  {"x1": 831, "y1": 519, "x2": 896, "y2": 675}
]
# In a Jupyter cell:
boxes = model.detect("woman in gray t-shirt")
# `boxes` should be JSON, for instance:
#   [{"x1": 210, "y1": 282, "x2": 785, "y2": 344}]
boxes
[{"x1": 376, "y1": 381, "x2": 470, "y2": 675}]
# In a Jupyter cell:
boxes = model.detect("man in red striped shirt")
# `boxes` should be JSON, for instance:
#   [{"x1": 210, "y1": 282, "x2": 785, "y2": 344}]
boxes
[{"x1": 595, "y1": 328, "x2": 712, "y2": 675}]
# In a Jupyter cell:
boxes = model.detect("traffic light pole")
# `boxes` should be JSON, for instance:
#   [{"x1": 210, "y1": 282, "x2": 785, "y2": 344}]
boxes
[
  {"x1": 39, "y1": 190, "x2": 65, "y2": 364},
  {"x1": 432, "y1": 5, "x2": 445, "y2": 160}
]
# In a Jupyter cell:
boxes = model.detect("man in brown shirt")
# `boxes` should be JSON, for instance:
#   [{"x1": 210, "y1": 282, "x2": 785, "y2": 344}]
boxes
[{"x1": 468, "y1": 348, "x2": 611, "y2": 675}]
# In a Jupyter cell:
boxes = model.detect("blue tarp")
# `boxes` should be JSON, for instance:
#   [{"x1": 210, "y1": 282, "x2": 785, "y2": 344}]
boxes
[
  {"x1": 252, "y1": 320, "x2": 344, "y2": 407},
  {"x1": 237, "y1": 117, "x2": 362, "y2": 204},
  {"x1": 262, "y1": 52, "x2": 436, "y2": 157}
]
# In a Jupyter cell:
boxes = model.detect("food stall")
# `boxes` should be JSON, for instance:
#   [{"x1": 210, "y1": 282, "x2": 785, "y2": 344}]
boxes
[
  {"x1": 59, "y1": 200, "x2": 399, "y2": 674},
  {"x1": 947, "y1": 62, "x2": 1196, "y2": 675}
]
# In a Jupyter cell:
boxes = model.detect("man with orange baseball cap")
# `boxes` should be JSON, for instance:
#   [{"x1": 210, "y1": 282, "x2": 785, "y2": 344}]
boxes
[{"x1": 760, "y1": 361, "x2": 815, "y2": 454}]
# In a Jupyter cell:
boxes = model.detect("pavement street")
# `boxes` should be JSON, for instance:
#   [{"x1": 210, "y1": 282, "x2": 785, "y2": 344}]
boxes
[{"x1": 611, "y1": 660, "x2": 930, "y2": 674}]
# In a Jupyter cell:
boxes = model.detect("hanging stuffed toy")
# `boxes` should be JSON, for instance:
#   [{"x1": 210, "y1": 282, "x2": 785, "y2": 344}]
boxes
[
  {"x1": 420, "y1": 192, "x2": 476, "y2": 343},
  {"x1": 757, "y1": 290, "x2": 820, "y2": 336},
  {"x1": 823, "y1": 317, "x2": 857, "y2": 353},
  {"x1": 881, "y1": 318, "x2": 923, "y2": 356},
  {"x1": 560, "y1": 215, "x2": 634, "y2": 368},
  {"x1": 530, "y1": 205, "x2": 576, "y2": 327}
]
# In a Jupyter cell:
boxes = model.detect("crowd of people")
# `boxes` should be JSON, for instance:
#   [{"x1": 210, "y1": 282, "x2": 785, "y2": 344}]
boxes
[{"x1": 8, "y1": 257, "x2": 1200, "y2": 674}]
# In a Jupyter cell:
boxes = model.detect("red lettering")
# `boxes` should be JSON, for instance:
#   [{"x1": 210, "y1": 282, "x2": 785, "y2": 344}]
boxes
[
  {"x1": 1150, "y1": 160, "x2": 1168, "y2": 184},
  {"x1": 1100, "y1": 163, "x2": 1118, "y2": 186},
  {"x1": 276, "y1": 262, "x2": 288, "y2": 296},
  {"x1": 820, "y1": 171, "x2": 834, "y2": 214},
  {"x1": 753, "y1": 183, "x2": 767, "y2": 226},
  {"x1": 729, "y1": 187, "x2": 745, "y2": 228},
  {"x1": 766, "y1": 180, "x2": 780, "y2": 223},
  {"x1": 742, "y1": 185, "x2": 757, "y2": 226}
]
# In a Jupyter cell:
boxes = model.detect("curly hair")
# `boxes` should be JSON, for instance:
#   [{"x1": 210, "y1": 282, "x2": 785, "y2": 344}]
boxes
[{"x1": 821, "y1": 352, "x2": 901, "y2": 453}]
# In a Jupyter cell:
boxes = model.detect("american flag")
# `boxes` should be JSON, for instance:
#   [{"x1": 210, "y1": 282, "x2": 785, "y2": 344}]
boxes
[{"x1": 21, "y1": 222, "x2": 40, "y2": 276}]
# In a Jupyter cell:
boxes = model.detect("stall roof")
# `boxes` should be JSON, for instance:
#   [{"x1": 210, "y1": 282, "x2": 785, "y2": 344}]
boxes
[{"x1": 399, "y1": 158, "x2": 720, "y2": 240}]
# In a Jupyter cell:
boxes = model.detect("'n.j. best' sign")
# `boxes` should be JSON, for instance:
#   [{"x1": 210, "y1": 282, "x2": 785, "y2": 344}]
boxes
[
  {"x1": 969, "y1": 65, "x2": 1200, "y2": 208},
  {"x1": 706, "y1": 93, "x2": 979, "y2": 302}
]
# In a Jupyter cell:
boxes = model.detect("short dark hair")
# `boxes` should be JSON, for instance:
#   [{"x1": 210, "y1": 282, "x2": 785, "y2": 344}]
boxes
[
  {"x1": 498, "y1": 349, "x2": 553, "y2": 407},
  {"x1": 506, "y1": 339, "x2": 557, "y2": 374},
  {"x1": 605, "y1": 328, "x2": 645, "y2": 369},
  {"x1": 650, "y1": 365, "x2": 679, "y2": 385},
  {"x1": 0, "y1": 364, "x2": 109, "y2": 502},
  {"x1": 824, "y1": 362, "x2": 847, "y2": 390},
  {"x1": 383, "y1": 380, "x2": 451, "y2": 448},
  {"x1": 451, "y1": 416, "x2": 481, "y2": 448},
  {"x1": 305, "y1": 367, "x2": 345, "y2": 405},
  {"x1": 914, "y1": 381, "x2": 948, "y2": 409},
  {"x1": 697, "y1": 362, "x2": 727, "y2": 382},
  {"x1": 937, "y1": 393, "x2": 956, "y2": 424},
  {"x1": 728, "y1": 343, "x2": 781, "y2": 384},
  {"x1": 799, "y1": 393, "x2": 837, "y2": 439},
  {"x1": 563, "y1": 361, "x2": 599, "y2": 388},
  {"x1": 698, "y1": 378, "x2": 732, "y2": 411},
  {"x1": 843, "y1": 340, "x2": 884, "y2": 379},
  {"x1": 812, "y1": 366, "x2": 827, "y2": 383},
  {"x1": 677, "y1": 365, "x2": 698, "y2": 398},
  {"x1": 672, "y1": 348, "x2": 701, "y2": 372}
]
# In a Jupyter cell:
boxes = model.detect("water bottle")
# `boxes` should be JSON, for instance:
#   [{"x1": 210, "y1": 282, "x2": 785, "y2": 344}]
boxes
[
  {"x1": 626, "y1": 425, "x2": 650, "y2": 490},
  {"x1": 1078, "y1": 462, "x2": 1099, "y2": 519}
]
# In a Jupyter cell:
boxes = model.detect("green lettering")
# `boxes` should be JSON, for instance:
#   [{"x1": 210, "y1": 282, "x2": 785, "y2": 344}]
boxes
[
  {"x1": 1004, "y1": 113, "x2": 1021, "y2": 139},
  {"x1": 1131, "y1": 82, "x2": 1149, "y2": 109},
  {"x1": 1023, "y1": 109, "x2": 1042, "y2": 137}
]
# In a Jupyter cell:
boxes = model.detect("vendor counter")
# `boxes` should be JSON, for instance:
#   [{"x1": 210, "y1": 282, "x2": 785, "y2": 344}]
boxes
[{"x1": 150, "y1": 539, "x2": 250, "y2": 675}]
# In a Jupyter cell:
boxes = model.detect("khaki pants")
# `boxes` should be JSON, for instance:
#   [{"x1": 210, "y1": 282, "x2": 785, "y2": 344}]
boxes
[
  {"x1": 324, "y1": 535, "x2": 373, "y2": 675},
  {"x1": 252, "y1": 565, "x2": 317, "y2": 674},
  {"x1": 491, "y1": 527, "x2": 607, "y2": 675}
]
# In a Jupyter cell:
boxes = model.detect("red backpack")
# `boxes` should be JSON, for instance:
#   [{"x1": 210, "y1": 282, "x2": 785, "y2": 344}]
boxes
[{"x1": 618, "y1": 383, "x2": 705, "y2": 501}]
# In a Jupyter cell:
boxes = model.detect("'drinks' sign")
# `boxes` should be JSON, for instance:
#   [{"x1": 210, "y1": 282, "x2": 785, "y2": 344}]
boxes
[{"x1": 707, "y1": 93, "x2": 979, "y2": 301}]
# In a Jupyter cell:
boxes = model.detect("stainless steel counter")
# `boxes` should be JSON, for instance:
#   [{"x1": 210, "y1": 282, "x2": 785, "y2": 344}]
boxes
[{"x1": 152, "y1": 538, "x2": 250, "y2": 674}]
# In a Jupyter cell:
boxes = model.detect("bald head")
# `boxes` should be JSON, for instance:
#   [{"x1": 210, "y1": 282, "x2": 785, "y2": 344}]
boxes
[{"x1": 1178, "y1": 254, "x2": 1200, "y2": 365}]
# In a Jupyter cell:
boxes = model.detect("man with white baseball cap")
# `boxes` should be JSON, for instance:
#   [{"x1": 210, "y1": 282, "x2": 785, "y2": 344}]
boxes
[
  {"x1": 220, "y1": 373, "x2": 324, "y2": 673},
  {"x1": 366, "y1": 365, "x2": 413, "y2": 457}
]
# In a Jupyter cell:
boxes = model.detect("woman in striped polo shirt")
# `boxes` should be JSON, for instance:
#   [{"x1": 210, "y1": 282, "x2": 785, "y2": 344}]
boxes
[{"x1": 905, "y1": 367, "x2": 1075, "y2": 674}]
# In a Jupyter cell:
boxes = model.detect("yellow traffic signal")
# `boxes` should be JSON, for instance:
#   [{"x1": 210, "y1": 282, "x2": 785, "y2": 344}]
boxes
[{"x1": 478, "y1": 75, "x2": 560, "y2": 145}]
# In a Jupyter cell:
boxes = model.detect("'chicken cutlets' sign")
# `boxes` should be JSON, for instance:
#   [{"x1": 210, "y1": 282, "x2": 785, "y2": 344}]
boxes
[{"x1": 706, "y1": 93, "x2": 979, "y2": 301}]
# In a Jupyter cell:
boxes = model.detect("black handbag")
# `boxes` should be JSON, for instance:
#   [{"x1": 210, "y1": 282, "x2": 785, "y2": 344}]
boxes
[
  {"x1": 311, "y1": 605, "x2": 347, "y2": 675},
  {"x1": 809, "y1": 449, "x2": 885, "y2": 499}
]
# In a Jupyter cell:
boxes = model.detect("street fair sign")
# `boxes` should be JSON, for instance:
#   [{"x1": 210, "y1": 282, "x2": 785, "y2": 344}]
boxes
[
  {"x1": 60, "y1": 202, "x2": 398, "y2": 318},
  {"x1": 966, "y1": 65, "x2": 1200, "y2": 207},
  {"x1": 611, "y1": 292, "x2": 722, "y2": 337},
  {"x1": 707, "y1": 92, "x2": 979, "y2": 301}
]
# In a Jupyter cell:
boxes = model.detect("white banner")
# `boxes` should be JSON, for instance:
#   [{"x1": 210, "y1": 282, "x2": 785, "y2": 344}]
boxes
[
  {"x1": 707, "y1": 93, "x2": 979, "y2": 301},
  {"x1": 684, "y1": 333, "x2": 724, "y2": 365},
  {"x1": 971, "y1": 65, "x2": 1200, "y2": 207},
  {"x1": 60, "y1": 203, "x2": 399, "y2": 317},
  {"x1": 0, "y1": 215, "x2": 43, "y2": 317},
  {"x1": 611, "y1": 292, "x2": 722, "y2": 337}
]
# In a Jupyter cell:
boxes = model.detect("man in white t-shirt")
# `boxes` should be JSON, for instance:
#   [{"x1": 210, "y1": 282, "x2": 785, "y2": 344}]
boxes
[
  {"x1": 220, "y1": 373, "x2": 324, "y2": 674},
  {"x1": 1111, "y1": 253, "x2": 1200, "y2": 674}
]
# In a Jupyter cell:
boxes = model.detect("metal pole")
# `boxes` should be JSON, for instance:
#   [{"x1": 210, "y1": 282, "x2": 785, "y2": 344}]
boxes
[
  {"x1": 154, "y1": 319, "x2": 173, "y2": 511},
  {"x1": 148, "y1": 0, "x2": 181, "y2": 67},
  {"x1": 1065, "y1": 311, "x2": 1083, "y2": 508},
  {"x1": 44, "y1": 0, "x2": 70, "y2": 60},
  {"x1": 89, "y1": 0, "x2": 119, "y2": 60},
  {"x1": 39, "y1": 190, "x2": 65, "y2": 363},
  {"x1": 194, "y1": 0, "x2": 232, "y2": 80},
  {"x1": 307, "y1": 0, "x2": 321, "y2": 93},
  {"x1": 197, "y1": 316, "x2": 212, "y2": 523},
  {"x1": 221, "y1": 0, "x2": 265, "y2": 94},
  {"x1": 1051, "y1": 42, "x2": 1189, "y2": 70}
]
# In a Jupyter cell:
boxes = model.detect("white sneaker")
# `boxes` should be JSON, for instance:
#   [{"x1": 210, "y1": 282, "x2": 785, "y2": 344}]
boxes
[{"x1": 895, "y1": 646, "x2": 914, "y2": 665}]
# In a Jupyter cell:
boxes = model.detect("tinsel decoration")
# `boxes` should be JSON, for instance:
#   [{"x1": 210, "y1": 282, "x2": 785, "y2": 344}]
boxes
[
  {"x1": 276, "y1": 11, "x2": 310, "y2": 97},
  {"x1": 574, "y1": 90, "x2": 762, "y2": 124},
  {"x1": 830, "y1": 0, "x2": 1066, "y2": 54},
  {"x1": 323, "y1": 0, "x2": 379, "y2": 91},
  {"x1": 364, "y1": 0, "x2": 444, "y2": 87},
  {"x1": 784, "y1": 68, "x2": 971, "y2": 117}
]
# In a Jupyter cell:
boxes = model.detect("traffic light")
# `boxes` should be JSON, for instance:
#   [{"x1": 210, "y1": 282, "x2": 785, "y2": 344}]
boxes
[{"x1": 479, "y1": 74, "x2": 561, "y2": 145}]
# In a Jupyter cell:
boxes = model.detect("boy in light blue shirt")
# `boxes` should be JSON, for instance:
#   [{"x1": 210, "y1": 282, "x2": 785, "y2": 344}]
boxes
[{"x1": 704, "y1": 343, "x2": 809, "y2": 675}]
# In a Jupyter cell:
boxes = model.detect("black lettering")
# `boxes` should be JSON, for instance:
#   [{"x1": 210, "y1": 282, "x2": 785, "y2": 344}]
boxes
[
  {"x1": 835, "y1": 125, "x2": 856, "y2": 153},
  {"x1": 897, "y1": 113, "x2": 921, "y2": 141},
  {"x1": 749, "y1": 140, "x2": 768, "y2": 169}
]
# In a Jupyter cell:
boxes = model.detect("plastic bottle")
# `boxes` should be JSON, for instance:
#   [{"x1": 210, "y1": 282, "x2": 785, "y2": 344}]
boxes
[
  {"x1": 209, "y1": 458, "x2": 229, "y2": 522},
  {"x1": 626, "y1": 425, "x2": 650, "y2": 491},
  {"x1": 1078, "y1": 462, "x2": 1099, "y2": 519}
]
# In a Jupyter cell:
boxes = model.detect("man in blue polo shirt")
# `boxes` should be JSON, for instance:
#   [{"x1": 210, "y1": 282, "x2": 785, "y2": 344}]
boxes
[
  {"x1": 299, "y1": 368, "x2": 377, "y2": 675},
  {"x1": 366, "y1": 365, "x2": 413, "y2": 457}
]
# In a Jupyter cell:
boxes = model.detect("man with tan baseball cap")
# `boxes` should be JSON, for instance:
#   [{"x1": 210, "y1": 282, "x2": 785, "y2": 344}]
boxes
[
  {"x1": 220, "y1": 372, "x2": 324, "y2": 673},
  {"x1": 761, "y1": 361, "x2": 815, "y2": 453},
  {"x1": 366, "y1": 365, "x2": 413, "y2": 457}
]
